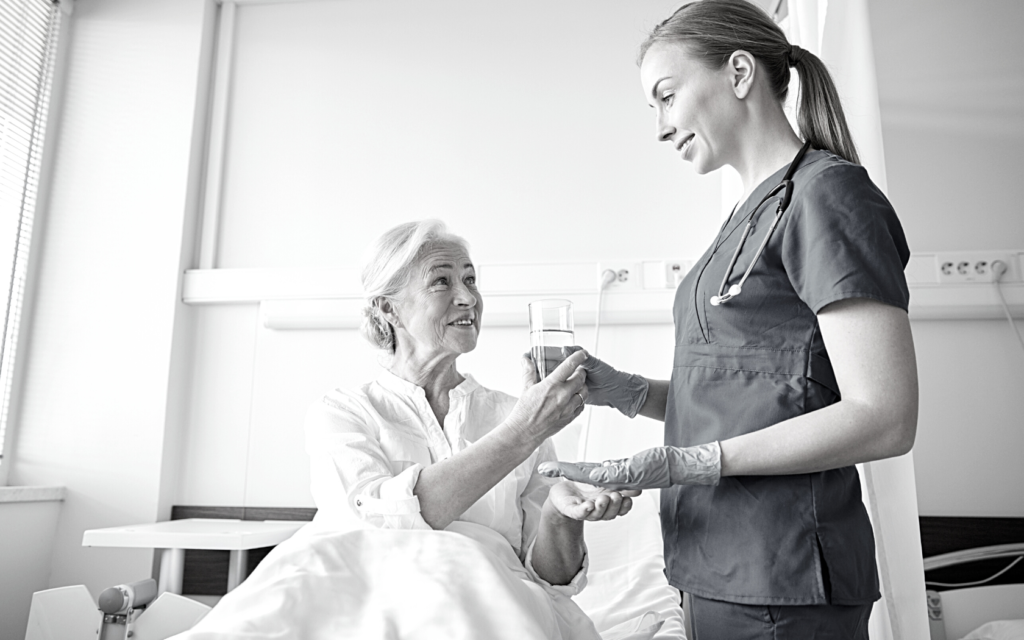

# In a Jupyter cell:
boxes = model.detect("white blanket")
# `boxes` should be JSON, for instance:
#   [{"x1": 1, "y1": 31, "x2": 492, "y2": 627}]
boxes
[{"x1": 170, "y1": 522, "x2": 604, "y2": 640}]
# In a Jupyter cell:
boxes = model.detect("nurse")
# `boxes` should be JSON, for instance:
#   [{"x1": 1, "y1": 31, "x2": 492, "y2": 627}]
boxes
[{"x1": 539, "y1": 0, "x2": 919, "y2": 638}]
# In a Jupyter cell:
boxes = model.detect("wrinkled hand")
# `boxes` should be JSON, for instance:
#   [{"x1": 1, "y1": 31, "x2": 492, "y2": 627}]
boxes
[
  {"x1": 562, "y1": 346, "x2": 649, "y2": 418},
  {"x1": 505, "y1": 350, "x2": 588, "y2": 444},
  {"x1": 546, "y1": 479, "x2": 641, "y2": 522},
  {"x1": 538, "y1": 443, "x2": 722, "y2": 490}
]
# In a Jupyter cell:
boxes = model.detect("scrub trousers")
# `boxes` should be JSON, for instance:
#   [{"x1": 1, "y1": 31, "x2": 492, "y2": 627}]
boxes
[{"x1": 689, "y1": 594, "x2": 872, "y2": 640}]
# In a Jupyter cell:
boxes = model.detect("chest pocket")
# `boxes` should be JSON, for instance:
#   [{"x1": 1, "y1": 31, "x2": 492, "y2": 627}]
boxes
[{"x1": 379, "y1": 429, "x2": 432, "y2": 474}]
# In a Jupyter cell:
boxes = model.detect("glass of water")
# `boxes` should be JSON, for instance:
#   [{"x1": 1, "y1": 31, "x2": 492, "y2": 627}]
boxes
[{"x1": 528, "y1": 299, "x2": 575, "y2": 379}]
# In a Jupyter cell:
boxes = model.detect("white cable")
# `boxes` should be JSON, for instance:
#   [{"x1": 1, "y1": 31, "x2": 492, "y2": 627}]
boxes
[
  {"x1": 924, "y1": 555, "x2": 1023, "y2": 589},
  {"x1": 579, "y1": 270, "x2": 616, "y2": 460},
  {"x1": 991, "y1": 261, "x2": 1024, "y2": 353}
]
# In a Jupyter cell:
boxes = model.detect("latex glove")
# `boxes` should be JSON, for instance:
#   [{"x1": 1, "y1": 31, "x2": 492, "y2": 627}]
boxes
[
  {"x1": 563, "y1": 346, "x2": 649, "y2": 418},
  {"x1": 537, "y1": 442, "x2": 722, "y2": 490},
  {"x1": 545, "y1": 481, "x2": 641, "y2": 522}
]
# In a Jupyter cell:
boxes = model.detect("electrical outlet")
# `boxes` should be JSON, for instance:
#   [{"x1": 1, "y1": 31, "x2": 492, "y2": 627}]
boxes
[
  {"x1": 597, "y1": 262, "x2": 640, "y2": 289},
  {"x1": 936, "y1": 252, "x2": 1018, "y2": 284},
  {"x1": 641, "y1": 260, "x2": 694, "y2": 288},
  {"x1": 664, "y1": 260, "x2": 692, "y2": 288}
]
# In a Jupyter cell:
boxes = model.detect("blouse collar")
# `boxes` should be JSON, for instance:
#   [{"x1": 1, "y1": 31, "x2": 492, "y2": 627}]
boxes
[{"x1": 376, "y1": 368, "x2": 480, "y2": 400}]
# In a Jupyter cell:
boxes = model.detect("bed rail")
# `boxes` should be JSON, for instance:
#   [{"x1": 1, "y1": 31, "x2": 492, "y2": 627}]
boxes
[{"x1": 924, "y1": 543, "x2": 1024, "y2": 573}]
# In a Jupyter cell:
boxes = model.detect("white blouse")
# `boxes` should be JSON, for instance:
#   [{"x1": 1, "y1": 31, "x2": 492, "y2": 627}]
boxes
[{"x1": 303, "y1": 370, "x2": 587, "y2": 596}]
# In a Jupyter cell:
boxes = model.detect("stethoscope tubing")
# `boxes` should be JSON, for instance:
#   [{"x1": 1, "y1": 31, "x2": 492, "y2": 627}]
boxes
[{"x1": 710, "y1": 141, "x2": 811, "y2": 306}]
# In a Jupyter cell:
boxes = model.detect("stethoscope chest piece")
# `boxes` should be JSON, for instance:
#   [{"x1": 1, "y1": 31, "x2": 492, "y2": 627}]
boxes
[{"x1": 709, "y1": 284, "x2": 742, "y2": 306}]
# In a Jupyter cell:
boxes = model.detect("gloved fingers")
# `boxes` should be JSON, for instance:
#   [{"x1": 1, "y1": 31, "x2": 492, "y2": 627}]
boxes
[
  {"x1": 537, "y1": 461, "x2": 603, "y2": 484},
  {"x1": 587, "y1": 461, "x2": 635, "y2": 487},
  {"x1": 586, "y1": 458, "x2": 665, "y2": 490}
]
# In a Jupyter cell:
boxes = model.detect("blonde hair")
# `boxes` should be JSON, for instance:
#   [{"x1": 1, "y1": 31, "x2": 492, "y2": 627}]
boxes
[
  {"x1": 640, "y1": 0, "x2": 860, "y2": 164},
  {"x1": 359, "y1": 220, "x2": 469, "y2": 353}
]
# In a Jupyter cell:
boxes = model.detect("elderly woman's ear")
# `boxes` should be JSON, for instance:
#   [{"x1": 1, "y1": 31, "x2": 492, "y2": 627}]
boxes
[{"x1": 377, "y1": 299, "x2": 399, "y2": 327}]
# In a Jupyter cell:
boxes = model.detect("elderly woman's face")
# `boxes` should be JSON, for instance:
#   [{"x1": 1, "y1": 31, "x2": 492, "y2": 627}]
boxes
[{"x1": 393, "y1": 242, "x2": 482, "y2": 359}]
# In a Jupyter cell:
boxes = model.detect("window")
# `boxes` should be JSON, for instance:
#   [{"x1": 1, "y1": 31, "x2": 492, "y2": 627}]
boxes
[{"x1": 0, "y1": 0, "x2": 62, "y2": 470}]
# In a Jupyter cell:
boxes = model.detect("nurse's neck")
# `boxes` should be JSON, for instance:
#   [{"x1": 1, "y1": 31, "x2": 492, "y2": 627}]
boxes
[{"x1": 730, "y1": 107, "x2": 806, "y2": 206}]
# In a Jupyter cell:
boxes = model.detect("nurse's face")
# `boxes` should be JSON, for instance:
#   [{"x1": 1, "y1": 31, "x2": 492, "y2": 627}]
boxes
[
  {"x1": 640, "y1": 42, "x2": 741, "y2": 174},
  {"x1": 391, "y1": 242, "x2": 482, "y2": 361}
]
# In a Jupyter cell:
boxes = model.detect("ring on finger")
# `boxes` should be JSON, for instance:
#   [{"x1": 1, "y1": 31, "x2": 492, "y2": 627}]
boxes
[{"x1": 574, "y1": 392, "x2": 585, "y2": 410}]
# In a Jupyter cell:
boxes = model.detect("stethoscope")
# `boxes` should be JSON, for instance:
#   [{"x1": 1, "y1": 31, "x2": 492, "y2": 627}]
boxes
[{"x1": 709, "y1": 141, "x2": 812, "y2": 306}]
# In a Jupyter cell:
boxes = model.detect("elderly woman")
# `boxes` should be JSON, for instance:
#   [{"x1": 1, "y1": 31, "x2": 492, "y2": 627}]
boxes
[{"x1": 173, "y1": 220, "x2": 636, "y2": 640}]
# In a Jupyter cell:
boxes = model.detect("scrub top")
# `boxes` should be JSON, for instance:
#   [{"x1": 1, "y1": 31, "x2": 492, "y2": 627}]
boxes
[{"x1": 661, "y1": 149, "x2": 910, "y2": 606}]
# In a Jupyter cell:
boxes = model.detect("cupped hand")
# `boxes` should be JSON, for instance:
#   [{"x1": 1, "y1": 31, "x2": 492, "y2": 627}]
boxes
[{"x1": 546, "y1": 479, "x2": 640, "y2": 522}]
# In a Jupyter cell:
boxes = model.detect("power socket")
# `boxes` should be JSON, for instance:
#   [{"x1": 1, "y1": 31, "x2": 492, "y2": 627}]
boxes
[
  {"x1": 641, "y1": 259, "x2": 694, "y2": 288},
  {"x1": 597, "y1": 262, "x2": 639, "y2": 289},
  {"x1": 936, "y1": 252, "x2": 1018, "y2": 284},
  {"x1": 664, "y1": 260, "x2": 693, "y2": 288}
]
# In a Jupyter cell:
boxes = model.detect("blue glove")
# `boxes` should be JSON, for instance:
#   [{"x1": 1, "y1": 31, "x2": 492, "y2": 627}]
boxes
[
  {"x1": 538, "y1": 442, "x2": 722, "y2": 490},
  {"x1": 564, "y1": 346, "x2": 649, "y2": 418}
]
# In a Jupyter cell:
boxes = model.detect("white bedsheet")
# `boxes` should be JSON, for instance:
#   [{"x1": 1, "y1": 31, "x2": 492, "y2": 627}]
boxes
[
  {"x1": 170, "y1": 521, "x2": 601, "y2": 640},
  {"x1": 576, "y1": 491, "x2": 686, "y2": 640},
  {"x1": 170, "y1": 491, "x2": 684, "y2": 640},
  {"x1": 960, "y1": 620, "x2": 1024, "y2": 640}
]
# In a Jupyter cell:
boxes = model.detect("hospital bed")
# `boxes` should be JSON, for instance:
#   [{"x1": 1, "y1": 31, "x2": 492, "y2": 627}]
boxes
[
  {"x1": 27, "y1": 491, "x2": 686, "y2": 640},
  {"x1": 922, "y1": 516, "x2": 1024, "y2": 640}
]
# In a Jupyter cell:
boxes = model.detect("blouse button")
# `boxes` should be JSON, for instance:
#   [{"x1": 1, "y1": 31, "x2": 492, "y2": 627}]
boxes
[{"x1": 355, "y1": 499, "x2": 362, "y2": 507}]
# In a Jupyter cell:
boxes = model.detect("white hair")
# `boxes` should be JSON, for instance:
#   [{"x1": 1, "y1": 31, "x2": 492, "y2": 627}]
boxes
[{"x1": 359, "y1": 219, "x2": 470, "y2": 353}]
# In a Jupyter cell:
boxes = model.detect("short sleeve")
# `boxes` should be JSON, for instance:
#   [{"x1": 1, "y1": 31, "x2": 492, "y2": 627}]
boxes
[
  {"x1": 305, "y1": 396, "x2": 431, "y2": 531},
  {"x1": 781, "y1": 163, "x2": 911, "y2": 314}
]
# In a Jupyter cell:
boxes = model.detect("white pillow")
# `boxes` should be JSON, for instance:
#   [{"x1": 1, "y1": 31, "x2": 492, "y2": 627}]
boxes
[{"x1": 960, "y1": 620, "x2": 1024, "y2": 640}]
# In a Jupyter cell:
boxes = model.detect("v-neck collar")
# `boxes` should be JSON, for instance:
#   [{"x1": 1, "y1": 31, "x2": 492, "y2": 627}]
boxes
[{"x1": 717, "y1": 149, "x2": 826, "y2": 248}]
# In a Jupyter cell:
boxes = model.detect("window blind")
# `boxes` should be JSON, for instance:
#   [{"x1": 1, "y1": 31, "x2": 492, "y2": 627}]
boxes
[{"x1": 0, "y1": 0, "x2": 61, "y2": 464}]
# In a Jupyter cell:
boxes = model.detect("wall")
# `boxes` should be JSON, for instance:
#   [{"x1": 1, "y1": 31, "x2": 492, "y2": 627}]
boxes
[
  {"x1": 176, "y1": 0, "x2": 1024, "y2": 516},
  {"x1": 0, "y1": 495, "x2": 62, "y2": 640},
  {"x1": 6, "y1": 0, "x2": 213, "y2": 601},
  {"x1": 870, "y1": 0, "x2": 1024, "y2": 516},
  {"x1": 214, "y1": 0, "x2": 719, "y2": 269}
]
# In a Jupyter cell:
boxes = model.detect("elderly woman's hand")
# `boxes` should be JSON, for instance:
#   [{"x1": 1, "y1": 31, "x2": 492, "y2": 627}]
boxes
[
  {"x1": 504, "y1": 349, "x2": 589, "y2": 445},
  {"x1": 544, "y1": 480, "x2": 640, "y2": 522}
]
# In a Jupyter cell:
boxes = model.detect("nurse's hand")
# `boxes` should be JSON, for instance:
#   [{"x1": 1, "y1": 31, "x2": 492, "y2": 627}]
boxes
[
  {"x1": 562, "y1": 346, "x2": 649, "y2": 418},
  {"x1": 545, "y1": 480, "x2": 641, "y2": 521},
  {"x1": 538, "y1": 443, "x2": 722, "y2": 490}
]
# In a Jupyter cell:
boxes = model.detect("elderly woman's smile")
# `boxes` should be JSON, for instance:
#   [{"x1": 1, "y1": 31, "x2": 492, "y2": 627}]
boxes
[{"x1": 392, "y1": 242, "x2": 483, "y2": 361}]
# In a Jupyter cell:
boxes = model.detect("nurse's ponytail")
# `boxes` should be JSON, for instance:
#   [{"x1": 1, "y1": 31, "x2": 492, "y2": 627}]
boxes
[
  {"x1": 640, "y1": 0, "x2": 860, "y2": 165},
  {"x1": 789, "y1": 46, "x2": 860, "y2": 165}
]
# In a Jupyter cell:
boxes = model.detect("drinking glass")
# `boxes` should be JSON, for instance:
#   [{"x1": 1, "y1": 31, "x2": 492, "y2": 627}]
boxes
[{"x1": 528, "y1": 299, "x2": 575, "y2": 379}]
